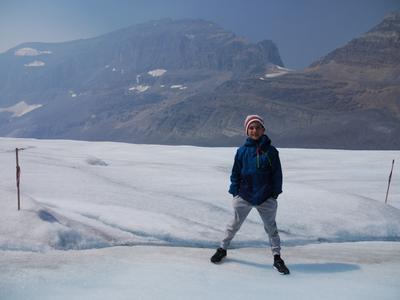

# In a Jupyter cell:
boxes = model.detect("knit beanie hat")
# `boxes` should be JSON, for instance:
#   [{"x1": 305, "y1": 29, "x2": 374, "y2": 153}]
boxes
[{"x1": 244, "y1": 115, "x2": 265, "y2": 134}]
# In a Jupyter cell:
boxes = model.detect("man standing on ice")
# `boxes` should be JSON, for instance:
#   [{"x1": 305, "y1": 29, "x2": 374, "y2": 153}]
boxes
[{"x1": 211, "y1": 115, "x2": 290, "y2": 275}]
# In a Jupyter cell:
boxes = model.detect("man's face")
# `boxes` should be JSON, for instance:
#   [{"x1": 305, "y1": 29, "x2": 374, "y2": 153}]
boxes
[{"x1": 247, "y1": 121, "x2": 265, "y2": 141}]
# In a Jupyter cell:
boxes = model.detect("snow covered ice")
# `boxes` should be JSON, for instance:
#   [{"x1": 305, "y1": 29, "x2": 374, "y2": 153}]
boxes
[{"x1": 0, "y1": 138, "x2": 399, "y2": 299}]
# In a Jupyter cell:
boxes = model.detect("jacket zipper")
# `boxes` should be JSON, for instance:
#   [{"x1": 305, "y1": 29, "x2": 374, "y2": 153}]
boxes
[{"x1": 256, "y1": 144, "x2": 272, "y2": 169}]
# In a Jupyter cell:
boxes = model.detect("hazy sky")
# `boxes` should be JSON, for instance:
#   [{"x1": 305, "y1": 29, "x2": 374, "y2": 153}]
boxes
[{"x1": 0, "y1": 0, "x2": 399, "y2": 69}]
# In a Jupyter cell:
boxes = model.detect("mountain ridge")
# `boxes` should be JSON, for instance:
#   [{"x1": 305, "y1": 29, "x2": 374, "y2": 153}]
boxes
[{"x1": 0, "y1": 15, "x2": 399, "y2": 149}]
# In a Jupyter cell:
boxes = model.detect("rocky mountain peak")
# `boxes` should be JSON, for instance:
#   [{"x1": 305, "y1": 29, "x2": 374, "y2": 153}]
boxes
[
  {"x1": 310, "y1": 11, "x2": 400, "y2": 68},
  {"x1": 98, "y1": 18, "x2": 284, "y2": 74},
  {"x1": 257, "y1": 40, "x2": 284, "y2": 67},
  {"x1": 363, "y1": 11, "x2": 400, "y2": 39}
]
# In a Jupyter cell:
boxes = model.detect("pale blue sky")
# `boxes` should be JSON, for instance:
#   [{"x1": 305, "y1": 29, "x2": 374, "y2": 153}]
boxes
[{"x1": 0, "y1": 0, "x2": 399, "y2": 69}]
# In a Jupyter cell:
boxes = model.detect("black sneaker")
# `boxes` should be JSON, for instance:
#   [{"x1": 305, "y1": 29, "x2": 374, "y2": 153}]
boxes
[
  {"x1": 273, "y1": 255, "x2": 290, "y2": 275},
  {"x1": 210, "y1": 248, "x2": 227, "y2": 263}
]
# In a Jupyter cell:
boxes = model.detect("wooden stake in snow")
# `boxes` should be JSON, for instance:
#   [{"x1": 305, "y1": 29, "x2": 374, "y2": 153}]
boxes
[
  {"x1": 385, "y1": 159, "x2": 395, "y2": 205},
  {"x1": 16, "y1": 148, "x2": 21, "y2": 210}
]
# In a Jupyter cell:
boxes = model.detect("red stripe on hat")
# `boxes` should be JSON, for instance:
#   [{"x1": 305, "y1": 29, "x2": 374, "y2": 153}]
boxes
[{"x1": 244, "y1": 115, "x2": 264, "y2": 134}]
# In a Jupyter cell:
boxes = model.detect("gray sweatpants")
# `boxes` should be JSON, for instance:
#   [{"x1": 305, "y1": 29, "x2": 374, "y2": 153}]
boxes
[{"x1": 221, "y1": 196, "x2": 281, "y2": 256}]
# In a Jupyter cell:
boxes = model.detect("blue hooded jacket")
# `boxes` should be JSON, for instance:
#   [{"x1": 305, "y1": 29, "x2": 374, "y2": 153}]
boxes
[{"x1": 228, "y1": 134, "x2": 283, "y2": 205}]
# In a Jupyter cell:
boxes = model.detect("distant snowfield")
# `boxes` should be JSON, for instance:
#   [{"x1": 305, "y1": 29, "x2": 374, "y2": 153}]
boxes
[{"x1": 0, "y1": 138, "x2": 399, "y2": 299}]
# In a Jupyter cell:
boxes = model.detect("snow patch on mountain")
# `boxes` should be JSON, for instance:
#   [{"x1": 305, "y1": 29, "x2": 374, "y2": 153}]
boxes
[
  {"x1": 170, "y1": 84, "x2": 187, "y2": 90},
  {"x1": 265, "y1": 73, "x2": 286, "y2": 78},
  {"x1": 263, "y1": 65, "x2": 294, "y2": 78},
  {"x1": 185, "y1": 33, "x2": 195, "y2": 39},
  {"x1": 148, "y1": 69, "x2": 167, "y2": 77},
  {"x1": 14, "y1": 47, "x2": 52, "y2": 56},
  {"x1": 129, "y1": 85, "x2": 150, "y2": 93},
  {"x1": 0, "y1": 101, "x2": 42, "y2": 117},
  {"x1": 24, "y1": 60, "x2": 45, "y2": 67},
  {"x1": 69, "y1": 91, "x2": 77, "y2": 98}
]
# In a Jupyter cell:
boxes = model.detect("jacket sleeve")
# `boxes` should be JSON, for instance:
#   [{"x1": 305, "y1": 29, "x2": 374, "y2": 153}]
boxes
[
  {"x1": 271, "y1": 148, "x2": 283, "y2": 195},
  {"x1": 228, "y1": 149, "x2": 242, "y2": 196}
]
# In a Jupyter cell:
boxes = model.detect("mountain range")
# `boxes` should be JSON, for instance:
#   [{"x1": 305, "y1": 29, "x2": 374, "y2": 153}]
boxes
[{"x1": 0, "y1": 13, "x2": 399, "y2": 149}]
